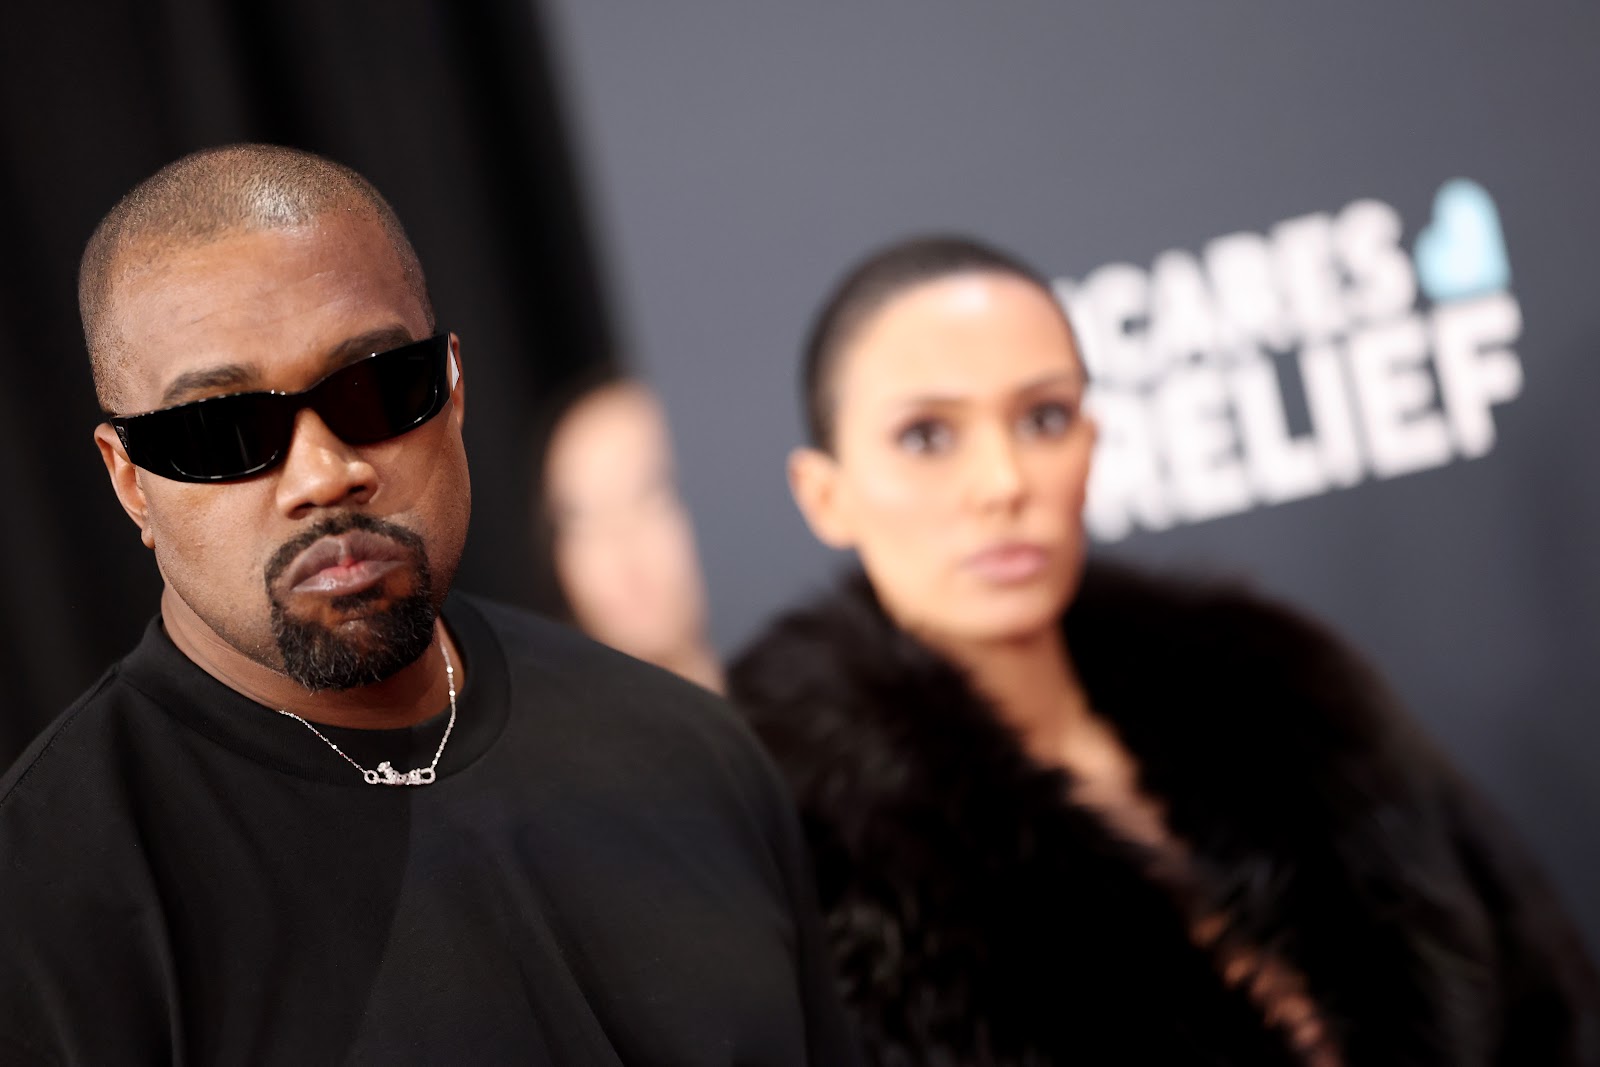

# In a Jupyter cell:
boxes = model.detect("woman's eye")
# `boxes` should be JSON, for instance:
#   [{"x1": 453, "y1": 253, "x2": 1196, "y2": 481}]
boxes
[
  {"x1": 896, "y1": 418, "x2": 953, "y2": 455},
  {"x1": 1019, "y1": 400, "x2": 1075, "y2": 439}
]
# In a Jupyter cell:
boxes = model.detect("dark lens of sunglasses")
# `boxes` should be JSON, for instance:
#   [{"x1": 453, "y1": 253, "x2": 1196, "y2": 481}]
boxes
[
  {"x1": 115, "y1": 335, "x2": 449, "y2": 483},
  {"x1": 147, "y1": 395, "x2": 291, "y2": 481},
  {"x1": 315, "y1": 343, "x2": 444, "y2": 445}
]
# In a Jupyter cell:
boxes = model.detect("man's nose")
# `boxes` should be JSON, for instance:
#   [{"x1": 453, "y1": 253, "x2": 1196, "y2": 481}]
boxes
[{"x1": 274, "y1": 408, "x2": 377, "y2": 518}]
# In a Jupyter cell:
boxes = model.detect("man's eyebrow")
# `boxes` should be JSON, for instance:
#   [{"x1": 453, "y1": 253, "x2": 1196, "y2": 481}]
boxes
[
  {"x1": 159, "y1": 364, "x2": 260, "y2": 407},
  {"x1": 324, "y1": 326, "x2": 419, "y2": 368},
  {"x1": 154, "y1": 326, "x2": 419, "y2": 409}
]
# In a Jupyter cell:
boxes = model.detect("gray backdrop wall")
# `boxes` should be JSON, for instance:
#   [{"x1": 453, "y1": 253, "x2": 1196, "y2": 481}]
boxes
[{"x1": 542, "y1": 4, "x2": 1600, "y2": 952}]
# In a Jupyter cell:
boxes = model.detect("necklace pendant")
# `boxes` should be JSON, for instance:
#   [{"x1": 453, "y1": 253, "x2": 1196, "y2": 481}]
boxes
[
  {"x1": 370, "y1": 761, "x2": 434, "y2": 786},
  {"x1": 280, "y1": 636, "x2": 456, "y2": 788}
]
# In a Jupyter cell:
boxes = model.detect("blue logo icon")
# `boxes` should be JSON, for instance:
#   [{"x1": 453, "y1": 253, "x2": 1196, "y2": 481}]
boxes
[{"x1": 1413, "y1": 179, "x2": 1511, "y2": 302}]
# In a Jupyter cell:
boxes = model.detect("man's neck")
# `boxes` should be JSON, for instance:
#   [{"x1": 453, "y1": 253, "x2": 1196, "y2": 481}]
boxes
[{"x1": 160, "y1": 585, "x2": 464, "y2": 730}]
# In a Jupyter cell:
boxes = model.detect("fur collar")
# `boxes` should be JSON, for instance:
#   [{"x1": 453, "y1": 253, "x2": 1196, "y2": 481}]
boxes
[{"x1": 730, "y1": 561, "x2": 1507, "y2": 1065}]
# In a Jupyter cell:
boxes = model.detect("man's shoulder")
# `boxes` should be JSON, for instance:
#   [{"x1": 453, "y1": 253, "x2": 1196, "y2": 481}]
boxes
[
  {"x1": 0, "y1": 662, "x2": 160, "y2": 920},
  {"x1": 452, "y1": 592, "x2": 781, "y2": 802},
  {"x1": 451, "y1": 592, "x2": 620, "y2": 669},
  {"x1": 453, "y1": 591, "x2": 720, "y2": 717},
  {"x1": 1, "y1": 663, "x2": 133, "y2": 811}
]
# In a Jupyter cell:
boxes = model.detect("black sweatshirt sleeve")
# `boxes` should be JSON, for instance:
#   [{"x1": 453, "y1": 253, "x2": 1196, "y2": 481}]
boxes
[{"x1": 747, "y1": 734, "x2": 868, "y2": 1067}]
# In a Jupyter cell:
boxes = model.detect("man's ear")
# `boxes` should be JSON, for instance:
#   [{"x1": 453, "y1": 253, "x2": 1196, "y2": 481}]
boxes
[
  {"x1": 787, "y1": 446, "x2": 855, "y2": 550},
  {"x1": 446, "y1": 332, "x2": 465, "y2": 431},
  {"x1": 94, "y1": 423, "x2": 154, "y2": 548}
]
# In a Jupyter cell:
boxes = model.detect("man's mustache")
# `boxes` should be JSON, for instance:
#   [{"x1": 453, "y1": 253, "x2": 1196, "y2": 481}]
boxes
[{"x1": 263, "y1": 512, "x2": 428, "y2": 590}]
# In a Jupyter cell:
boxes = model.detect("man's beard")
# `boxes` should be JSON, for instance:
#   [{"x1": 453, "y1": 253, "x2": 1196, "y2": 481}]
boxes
[{"x1": 264, "y1": 513, "x2": 438, "y2": 692}]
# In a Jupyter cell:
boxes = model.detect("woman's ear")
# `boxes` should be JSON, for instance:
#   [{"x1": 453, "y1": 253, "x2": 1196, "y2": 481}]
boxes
[
  {"x1": 787, "y1": 446, "x2": 855, "y2": 550},
  {"x1": 94, "y1": 423, "x2": 155, "y2": 549}
]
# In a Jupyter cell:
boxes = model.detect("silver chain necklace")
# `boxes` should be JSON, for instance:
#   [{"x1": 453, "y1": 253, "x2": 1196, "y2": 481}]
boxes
[{"x1": 276, "y1": 638, "x2": 457, "y2": 786}]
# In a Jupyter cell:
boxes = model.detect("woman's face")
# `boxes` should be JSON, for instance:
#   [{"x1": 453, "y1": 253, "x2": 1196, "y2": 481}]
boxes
[
  {"x1": 544, "y1": 382, "x2": 709, "y2": 664},
  {"x1": 791, "y1": 271, "x2": 1095, "y2": 645}
]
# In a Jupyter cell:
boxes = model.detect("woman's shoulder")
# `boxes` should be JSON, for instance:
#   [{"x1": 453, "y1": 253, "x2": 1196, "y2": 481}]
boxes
[
  {"x1": 729, "y1": 572, "x2": 916, "y2": 712},
  {"x1": 729, "y1": 560, "x2": 1445, "y2": 828},
  {"x1": 731, "y1": 558, "x2": 1403, "y2": 725},
  {"x1": 728, "y1": 572, "x2": 1023, "y2": 823},
  {"x1": 1070, "y1": 557, "x2": 1376, "y2": 672},
  {"x1": 1068, "y1": 558, "x2": 1423, "y2": 755}
]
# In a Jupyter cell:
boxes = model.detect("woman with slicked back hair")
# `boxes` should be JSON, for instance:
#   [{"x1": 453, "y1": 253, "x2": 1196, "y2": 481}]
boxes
[{"x1": 728, "y1": 234, "x2": 1600, "y2": 1066}]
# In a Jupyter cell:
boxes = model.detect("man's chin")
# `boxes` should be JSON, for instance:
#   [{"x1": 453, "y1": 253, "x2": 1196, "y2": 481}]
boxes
[
  {"x1": 282, "y1": 580, "x2": 410, "y2": 626},
  {"x1": 270, "y1": 589, "x2": 437, "y2": 692}
]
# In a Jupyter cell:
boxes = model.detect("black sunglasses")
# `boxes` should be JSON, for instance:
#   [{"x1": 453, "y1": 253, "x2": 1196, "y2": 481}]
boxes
[{"x1": 107, "y1": 333, "x2": 454, "y2": 483}]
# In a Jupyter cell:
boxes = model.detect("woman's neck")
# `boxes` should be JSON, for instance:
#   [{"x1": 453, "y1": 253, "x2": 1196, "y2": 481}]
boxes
[
  {"x1": 928, "y1": 623, "x2": 1092, "y2": 765},
  {"x1": 655, "y1": 641, "x2": 725, "y2": 695},
  {"x1": 931, "y1": 617, "x2": 1157, "y2": 846}
]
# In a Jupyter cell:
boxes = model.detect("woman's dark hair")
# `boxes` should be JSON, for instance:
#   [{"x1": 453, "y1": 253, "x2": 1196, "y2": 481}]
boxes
[{"x1": 801, "y1": 234, "x2": 1065, "y2": 452}]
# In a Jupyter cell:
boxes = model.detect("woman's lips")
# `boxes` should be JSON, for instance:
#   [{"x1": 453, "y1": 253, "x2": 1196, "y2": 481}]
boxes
[
  {"x1": 964, "y1": 542, "x2": 1049, "y2": 585},
  {"x1": 280, "y1": 531, "x2": 412, "y2": 596}
]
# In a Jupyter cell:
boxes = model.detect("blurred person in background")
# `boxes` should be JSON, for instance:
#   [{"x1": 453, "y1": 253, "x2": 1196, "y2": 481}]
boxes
[
  {"x1": 540, "y1": 376, "x2": 723, "y2": 692},
  {"x1": 729, "y1": 235, "x2": 1600, "y2": 1066},
  {"x1": 0, "y1": 144, "x2": 859, "y2": 1066}
]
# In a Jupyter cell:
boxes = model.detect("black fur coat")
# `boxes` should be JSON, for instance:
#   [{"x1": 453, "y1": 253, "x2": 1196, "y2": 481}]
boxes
[{"x1": 729, "y1": 562, "x2": 1600, "y2": 1066}]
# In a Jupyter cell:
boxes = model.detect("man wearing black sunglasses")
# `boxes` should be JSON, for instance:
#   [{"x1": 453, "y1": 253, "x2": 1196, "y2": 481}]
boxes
[{"x1": 0, "y1": 145, "x2": 860, "y2": 1066}]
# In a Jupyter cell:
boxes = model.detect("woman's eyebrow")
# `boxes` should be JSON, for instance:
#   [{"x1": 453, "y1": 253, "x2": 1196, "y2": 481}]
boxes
[
  {"x1": 1015, "y1": 370, "x2": 1086, "y2": 393},
  {"x1": 887, "y1": 372, "x2": 1085, "y2": 410},
  {"x1": 887, "y1": 392, "x2": 965, "y2": 409}
]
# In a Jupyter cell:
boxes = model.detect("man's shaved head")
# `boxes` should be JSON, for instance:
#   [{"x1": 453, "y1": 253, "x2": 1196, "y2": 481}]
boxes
[{"x1": 80, "y1": 143, "x2": 433, "y2": 411}]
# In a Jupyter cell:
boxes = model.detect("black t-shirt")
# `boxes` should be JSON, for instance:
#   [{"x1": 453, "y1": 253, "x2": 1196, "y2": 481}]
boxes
[{"x1": 0, "y1": 594, "x2": 861, "y2": 1066}]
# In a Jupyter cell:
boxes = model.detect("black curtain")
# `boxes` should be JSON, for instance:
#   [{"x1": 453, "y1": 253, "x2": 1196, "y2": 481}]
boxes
[{"x1": 0, "y1": 0, "x2": 614, "y2": 767}]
